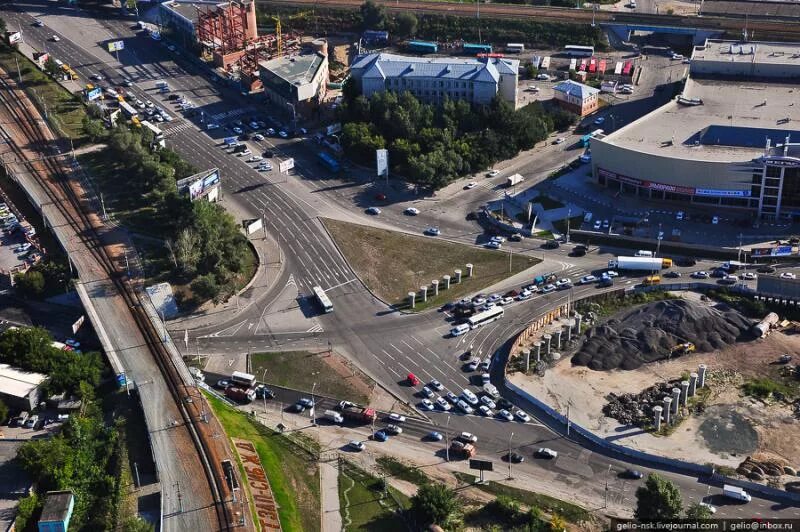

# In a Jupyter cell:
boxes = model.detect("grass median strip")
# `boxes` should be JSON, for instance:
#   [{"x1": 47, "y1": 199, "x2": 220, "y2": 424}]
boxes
[
  {"x1": 322, "y1": 218, "x2": 539, "y2": 309},
  {"x1": 338, "y1": 460, "x2": 410, "y2": 531},
  {"x1": 204, "y1": 392, "x2": 321, "y2": 532}
]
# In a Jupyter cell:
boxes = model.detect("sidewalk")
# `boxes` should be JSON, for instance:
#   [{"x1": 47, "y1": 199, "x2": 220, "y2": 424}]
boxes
[
  {"x1": 320, "y1": 460, "x2": 343, "y2": 532},
  {"x1": 165, "y1": 193, "x2": 284, "y2": 333}
]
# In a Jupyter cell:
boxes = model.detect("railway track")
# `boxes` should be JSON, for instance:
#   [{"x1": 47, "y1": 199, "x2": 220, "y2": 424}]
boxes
[
  {"x1": 260, "y1": 0, "x2": 800, "y2": 40},
  {"x1": 0, "y1": 69, "x2": 237, "y2": 531}
]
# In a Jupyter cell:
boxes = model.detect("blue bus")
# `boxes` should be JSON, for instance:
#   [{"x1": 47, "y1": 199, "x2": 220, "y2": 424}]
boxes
[
  {"x1": 318, "y1": 151, "x2": 340, "y2": 172},
  {"x1": 463, "y1": 43, "x2": 492, "y2": 55},
  {"x1": 407, "y1": 40, "x2": 438, "y2": 54}
]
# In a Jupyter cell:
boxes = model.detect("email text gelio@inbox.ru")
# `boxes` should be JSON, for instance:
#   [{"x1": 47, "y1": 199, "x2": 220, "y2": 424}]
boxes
[{"x1": 612, "y1": 520, "x2": 796, "y2": 531}]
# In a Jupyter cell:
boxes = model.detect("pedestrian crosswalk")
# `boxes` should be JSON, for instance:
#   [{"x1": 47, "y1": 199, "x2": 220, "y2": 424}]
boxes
[
  {"x1": 162, "y1": 121, "x2": 193, "y2": 135},
  {"x1": 208, "y1": 107, "x2": 256, "y2": 122},
  {"x1": 306, "y1": 323, "x2": 324, "y2": 333}
]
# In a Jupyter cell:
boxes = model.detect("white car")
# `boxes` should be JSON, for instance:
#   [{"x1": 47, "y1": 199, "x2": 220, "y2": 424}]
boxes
[
  {"x1": 480, "y1": 396, "x2": 496, "y2": 409},
  {"x1": 404, "y1": 207, "x2": 420, "y2": 216},
  {"x1": 692, "y1": 271, "x2": 710, "y2": 279},
  {"x1": 467, "y1": 358, "x2": 480, "y2": 371},
  {"x1": 743, "y1": 272, "x2": 757, "y2": 280},
  {"x1": 479, "y1": 405, "x2": 494, "y2": 416},
  {"x1": 388, "y1": 413, "x2": 406, "y2": 423},
  {"x1": 555, "y1": 278, "x2": 572, "y2": 289},
  {"x1": 435, "y1": 397, "x2": 451, "y2": 411},
  {"x1": 461, "y1": 389, "x2": 479, "y2": 405},
  {"x1": 541, "y1": 284, "x2": 556, "y2": 293},
  {"x1": 500, "y1": 297, "x2": 514, "y2": 305},
  {"x1": 430, "y1": 379, "x2": 444, "y2": 391},
  {"x1": 536, "y1": 73, "x2": 551, "y2": 81},
  {"x1": 676, "y1": 211, "x2": 684, "y2": 221},
  {"x1": 486, "y1": 241, "x2": 501, "y2": 249},
  {"x1": 457, "y1": 400, "x2": 474, "y2": 414},
  {"x1": 605, "y1": 270, "x2": 619, "y2": 278},
  {"x1": 247, "y1": 156, "x2": 263, "y2": 163},
  {"x1": 278, "y1": 130, "x2": 288, "y2": 138},
  {"x1": 516, "y1": 290, "x2": 532, "y2": 301},
  {"x1": 33, "y1": 20, "x2": 44, "y2": 27},
  {"x1": 232, "y1": 127, "x2": 243, "y2": 135},
  {"x1": 237, "y1": 149, "x2": 251, "y2": 157},
  {"x1": 579, "y1": 275, "x2": 597, "y2": 285},
  {"x1": 465, "y1": 182, "x2": 478, "y2": 189},
  {"x1": 422, "y1": 386, "x2": 435, "y2": 399},
  {"x1": 712, "y1": 216, "x2": 719, "y2": 224},
  {"x1": 253, "y1": 133, "x2": 265, "y2": 141},
  {"x1": 554, "y1": 137, "x2": 565, "y2": 145},
  {"x1": 258, "y1": 162, "x2": 273, "y2": 171},
  {"x1": 480, "y1": 357, "x2": 491, "y2": 371},
  {"x1": 15, "y1": 243, "x2": 32, "y2": 253},
  {"x1": 780, "y1": 272, "x2": 797, "y2": 279},
  {"x1": 365, "y1": 207, "x2": 381, "y2": 215},
  {"x1": 536, "y1": 447, "x2": 558, "y2": 459},
  {"x1": 490, "y1": 236, "x2": 506, "y2": 243},
  {"x1": 459, "y1": 432, "x2": 478, "y2": 443},
  {"x1": 515, "y1": 410, "x2": 531, "y2": 423},
  {"x1": 51, "y1": 35, "x2": 60, "y2": 42},
  {"x1": 419, "y1": 399, "x2": 435, "y2": 411},
  {"x1": 602, "y1": 219, "x2": 610, "y2": 229},
  {"x1": 348, "y1": 440, "x2": 365, "y2": 451},
  {"x1": 488, "y1": 293, "x2": 502, "y2": 303},
  {"x1": 386, "y1": 424, "x2": 403, "y2": 435},
  {"x1": 593, "y1": 220, "x2": 602, "y2": 230},
  {"x1": 699, "y1": 502, "x2": 717, "y2": 514},
  {"x1": 497, "y1": 409, "x2": 514, "y2": 421},
  {"x1": 487, "y1": 169, "x2": 500, "y2": 177},
  {"x1": 424, "y1": 227, "x2": 441, "y2": 236}
]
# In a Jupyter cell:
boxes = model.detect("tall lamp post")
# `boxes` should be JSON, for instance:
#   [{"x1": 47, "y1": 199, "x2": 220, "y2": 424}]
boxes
[
  {"x1": 507, "y1": 432, "x2": 514, "y2": 479},
  {"x1": 311, "y1": 382, "x2": 317, "y2": 426},
  {"x1": 445, "y1": 415, "x2": 451, "y2": 462}
]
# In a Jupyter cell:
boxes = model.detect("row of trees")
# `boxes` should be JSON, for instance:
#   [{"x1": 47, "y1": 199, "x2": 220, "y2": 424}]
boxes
[
  {"x1": 339, "y1": 87, "x2": 575, "y2": 189},
  {"x1": 0, "y1": 327, "x2": 103, "y2": 396},
  {"x1": 635, "y1": 473, "x2": 714, "y2": 520},
  {"x1": 82, "y1": 120, "x2": 252, "y2": 305}
]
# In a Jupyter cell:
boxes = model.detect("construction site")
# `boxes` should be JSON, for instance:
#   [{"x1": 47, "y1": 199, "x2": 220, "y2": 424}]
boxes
[{"x1": 508, "y1": 291, "x2": 800, "y2": 492}]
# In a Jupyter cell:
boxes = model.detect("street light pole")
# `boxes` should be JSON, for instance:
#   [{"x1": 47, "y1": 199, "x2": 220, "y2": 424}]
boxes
[
  {"x1": 507, "y1": 431, "x2": 514, "y2": 479},
  {"x1": 445, "y1": 415, "x2": 451, "y2": 462},
  {"x1": 566, "y1": 208, "x2": 572, "y2": 243},
  {"x1": 311, "y1": 382, "x2": 317, "y2": 426}
]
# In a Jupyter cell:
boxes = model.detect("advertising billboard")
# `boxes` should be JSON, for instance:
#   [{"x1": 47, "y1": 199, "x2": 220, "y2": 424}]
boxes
[
  {"x1": 244, "y1": 218, "x2": 263, "y2": 235},
  {"x1": 86, "y1": 87, "x2": 103, "y2": 101},
  {"x1": 107, "y1": 40, "x2": 125, "y2": 52},
  {"x1": 7, "y1": 32, "x2": 22, "y2": 45},
  {"x1": 751, "y1": 246, "x2": 795, "y2": 257},
  {"x1": 376, "y1": 149, "x2": 389, "y2": 177},
  {"x1": 177, "y1": 168, "x2": 221, "y2": 201},
  {"x1": 278, "y1": 158, "x2": 295, "y2": 173}
]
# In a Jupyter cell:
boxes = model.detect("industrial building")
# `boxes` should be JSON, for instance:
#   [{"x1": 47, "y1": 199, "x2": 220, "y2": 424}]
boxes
[
  {"x1": 0, "y1": 363, "x2": 47, "y2": 412},
  {"x1": 37, "y1": 491, "x2": 75, "y2": 532},
  {"x1": 259, "y1": 42, "x2": 329, "y2": 111},
  {"x1": 590, "y1": 39, "x2": 800, "y2": 220},
  {"x1": 552, "y1": 80, "x2": 600, "y2": 117},
  {"x1": 349, "y1": 53, "x2": 519, "y2": 106},
  {"x1": 158, "y1": 0, "x2": 200, "y2": 43}
]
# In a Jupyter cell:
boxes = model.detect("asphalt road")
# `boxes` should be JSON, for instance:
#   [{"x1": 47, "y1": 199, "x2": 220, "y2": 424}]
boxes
[{"x1": 6, "y1": 1, "x2": 800, "y2": 518}]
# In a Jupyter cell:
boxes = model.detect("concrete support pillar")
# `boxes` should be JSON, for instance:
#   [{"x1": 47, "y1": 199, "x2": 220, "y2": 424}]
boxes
[
  {"x1": 653, "y1": 406, "x2": 663, "y2": 431},
  {"x1": 680, "y1": 381, "x2": 690, "y2": 405},
  {"x1": 671, "y1": 388, "x2": 681, "y2": 414},
  {"x1": 574, "y1": 313, "x2": 583, "y2": 335},
  {"x1": 443, "y1": 275, "x2": 451, "y2": 290},
  {"x1": 663, "y1": 397, "x2": 672, "y2": 425},
  {"x1": 689, "y1": 373, "x2": 698, "y2": 397},
  {"x1": 565, "y1": 323, "x2": 572, "y2": 343},
  {"x1": 524, "y1": 349, "x2": 531, "y2": 372},
  {"x1": 420, "y1": 286, "x2": 427, "y2": 302},
  {"x1": 543, "y1": 334, "x2": 552, "y2": 354},
  {"x1": 408, "y1": 291, "x2": 416, "y2": 309},
  {"x1": 555, "y1": 330, "x2": 563, "y2": 350},
  {"x1": 432, "y1": 280, "x2": 439, "y2": 296},
  {"x1": 466, "y1": 263, "x2": 474, "y2": 277},
  {"x1": 454, "y1": 269, "x2": 462, "y2": 284},
  {"x1": 698, "y1": 364, "x2": 707, "y2": 388},
  {"x1": 535, "y1": 342, "x2": 542, "y2": 362}
]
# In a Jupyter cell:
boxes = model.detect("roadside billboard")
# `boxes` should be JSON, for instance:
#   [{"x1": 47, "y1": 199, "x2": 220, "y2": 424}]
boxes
[
  {"x1": 278, "y1": 158, "x2": 295, "y2": 173},
  {"x1": 243, "y1": 218, "x2": 262, "y2": 235},
  {"x1": 6, "y1": 31, "x2": 22, "y2": 46},
  {"x1": 376, "y1": 149, "x2": 388, "y2": 177},
  {"x1": 107, "y1": 40, "x2": 125, "y2": 52},
  {"x1": 751, "y1": 246, "x2": 795, "y2": 257},
  {"x1": 177, "y1": 168, "x2": 221, "y2": 201}
]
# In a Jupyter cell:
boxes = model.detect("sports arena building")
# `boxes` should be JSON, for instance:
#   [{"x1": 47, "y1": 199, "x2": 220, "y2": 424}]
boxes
[{"x1": 591, "y1": 39, "x2": 800, "y2": 220}]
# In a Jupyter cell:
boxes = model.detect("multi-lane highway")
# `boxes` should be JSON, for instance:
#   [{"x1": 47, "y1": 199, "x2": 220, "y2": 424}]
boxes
[{"x1": 5, "y1": 0, "x2": 800, "y2": 519}]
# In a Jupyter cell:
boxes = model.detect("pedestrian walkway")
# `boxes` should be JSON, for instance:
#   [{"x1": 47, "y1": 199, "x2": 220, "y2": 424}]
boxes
[{"x1": 320, "y1": 460, "x2": 343, "y2": 532}]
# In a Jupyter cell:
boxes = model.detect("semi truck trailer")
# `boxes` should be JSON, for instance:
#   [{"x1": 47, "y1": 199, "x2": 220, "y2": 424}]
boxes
[
  {"x1": 341, "y1": 405, "x2": 377, "y2": 424},
  {"x1": 608, "y1": 256, "x2": 672, "y2": 271}
]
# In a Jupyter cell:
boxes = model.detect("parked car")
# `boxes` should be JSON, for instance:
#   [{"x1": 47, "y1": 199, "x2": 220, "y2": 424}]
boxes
[
  {"x1": 419, "y1": 399, "x2": 435, "y2": 411},
  {"x1": 404, "y1": 207, "x2": 420, "y2": 216},
  {"x1": 388, "y1": 413, "x2": 406, "y2": 423},
  {"x1": 365, "y1": 207, "x2": 381, "y2": 215},
  {"x1": 536, "y1": 448, "x2": 558, "y2": 459},
  {"x1": 373, "y1": 430, "x2": 388, "y2": 442},
  {"x1": 497, "y1": 409, "x2": 514, "y2": 421},
  {"x1": 620, "y1": 469, "x2": 644, "y2": 479},
  {"x1": 348, "y1": 440, "x2": 366, "y2": 451},
  {"x1": 385, "y1": 424, "x2": 403, "y2": 435},
  {"x1": 427, "y1": 431, "x2": 443, "y2": 441}
]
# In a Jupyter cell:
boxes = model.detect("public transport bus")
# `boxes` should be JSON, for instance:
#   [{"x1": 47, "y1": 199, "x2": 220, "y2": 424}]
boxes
[
  {"x1": 317, "y1": 151, "x2": 340, "y2": 172},
  {"x1": 564, "y1": 45, "x2": 594, "y2": 57},
  {"x1": 622, "y1": 61, "x2": 633, "y2": 75},
  {"x1": 119, "y1": 101, "x2": 138, "y2": 118},
  {"x1": 578, "y1": 59, "x2": 587, "y2": 72},
  {"x1": 614, "y1": 61, "x2": 623, "y2": 75},
  {"x1": 312, "y1": 285, "x2": 334, "y2": 313},
  {"x1": 589, "y1": 57, "x2": 597, "y2": 73},
  {"x1": 569, "y1": 58, "x2": 577, "y2": 71},
  {"x1": 463, "y1": 43, "x2": 492, "y2": 55},
  {"x1": 467, "y1": 306, "x2": 504, "y2": 329},
  {"x1": 506, "y1": 43, "x2": 524, "y2": 53},
  {"x1": 231, "y1": 371, "x2": 257, "y2": 388}
]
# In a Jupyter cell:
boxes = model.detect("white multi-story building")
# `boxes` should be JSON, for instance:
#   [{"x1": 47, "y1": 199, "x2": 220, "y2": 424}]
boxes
[{"x1": 349, "y1": 53, "x2": 519, "y2": 106}]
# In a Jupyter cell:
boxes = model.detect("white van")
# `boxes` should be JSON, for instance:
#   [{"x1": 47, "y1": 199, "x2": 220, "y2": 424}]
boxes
[
  {"x1": 324, "y1": 410, "x2": 343, "y2": 423},
  {"x1": 635, "y1": 250, "x2": 653, "y2": 257},
  {"x1": 450, "y1": 323, "x2": 470, "y2": 337},
  {"x1": 461, "y1": 389, "x2": 478, "y2": 405}
]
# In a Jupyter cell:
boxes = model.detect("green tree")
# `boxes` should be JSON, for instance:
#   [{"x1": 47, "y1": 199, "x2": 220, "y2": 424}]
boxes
[
  {"x1": 82, "y1": 116, "x2": 106, "y2": 142},
  {"x1": 635, "y1": 474, "x2": 684, "y2": 520},
  {"x1": 191, "y1": 274, "x2": 220, "y2": 302},
  {"x1": 525, "y1": 63, "x2": 539, "y2": 79},
  {"x1": 173, "y1": 228, "x2": 201, "y2": 276},
  {"x1": 410, "y1": 483, "x2": 461, "y2": 529},
  {"x1": 395, "y1": 12, "x2": 418, "y2": 38},
  {"x1": 550, "y1": 513, "x2": 567, "y2": 531},
  {"x1": 14, "y1": 493, "x2": 40, "y2": 531},
  {"x1": 15, "y1": 270, "x2": 46, "y2": 298},
  {"x1": 43, "y1": 56, "x2": 59, "y2": 77},
  {"x1": 0, "y1": 398, "x2": 8, "y2": 425},
  {"x1": 685, "y1": 502, "x2": 713, "y2": 520},
  {"x1": 0, "y1": 17, "x2": 6, "y2": 35},
  {"x1": 487, "y1": 495, "x2": 520, "y2": 524},
  {"x1": 124, "y1": 516, "x2": 156, "y2": 532},
  {"x1": 360, "y1": 0, "x2": 386, "y2": 29}
]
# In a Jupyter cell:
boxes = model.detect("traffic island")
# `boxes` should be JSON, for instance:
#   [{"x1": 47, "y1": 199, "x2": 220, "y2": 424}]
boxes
[{"x1": 322, "y1": 218, "x2": 540, "y2": 310}]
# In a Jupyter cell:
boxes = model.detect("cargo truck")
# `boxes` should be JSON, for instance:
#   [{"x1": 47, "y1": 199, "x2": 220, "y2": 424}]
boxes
[
  {"x1": 449, "y1": 441, "x2": 476, "y2": 459},
  {"x1": 607, "y1": 256, "x2": 672, "y2": 271},
  {"x1": 225, "y1": 386, "x2": 255, "y2": 403},
  {"x1": 506, "y1": 174, "x2": 524, "y2": 187},
  {"x1": 341, "y1": 405, "x2": 377, "y2": 424},
  {"x1": 722, "y1": 485, "x2": 751, "y2": 502}
]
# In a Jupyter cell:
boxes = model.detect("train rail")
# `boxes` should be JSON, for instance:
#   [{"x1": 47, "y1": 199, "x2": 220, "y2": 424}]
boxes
[{"x1": 0, "y1": 69, "x2": 238, "y2": 531}]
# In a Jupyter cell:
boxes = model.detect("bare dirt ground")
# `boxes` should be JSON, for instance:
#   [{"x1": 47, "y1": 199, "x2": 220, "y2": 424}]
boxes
[{"x1": 511, "y1": 294, "x2": 800, "y2": 469}]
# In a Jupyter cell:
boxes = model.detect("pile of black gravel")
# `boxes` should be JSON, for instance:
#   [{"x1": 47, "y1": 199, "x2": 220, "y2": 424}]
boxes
[{"x1": 572, "y1": 299, "x2": 753, "y2": 371}]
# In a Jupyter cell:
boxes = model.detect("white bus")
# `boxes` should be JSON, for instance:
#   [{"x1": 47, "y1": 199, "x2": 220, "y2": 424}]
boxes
[
  {"x1": 564, "y1": 45, "x2": 595, "y2": 57},
  {"x1": 119, "y1": 101, "x2": 138, "y2": 118},
  {"x1": 312, "y1": 285, "x2": 333, "y2": 313},
  {"x1": 467, "y1": 306, "x2": 504, "y2": 329},
  {"x1": 141, "y1": 120, "x2": 165, "y2": 148},
  {"x1": 506, "y1": 43, "x2": 524, "y2": 53},
  {"x1": 231, "y1": 371, "x2": 256, "y2": 388}
]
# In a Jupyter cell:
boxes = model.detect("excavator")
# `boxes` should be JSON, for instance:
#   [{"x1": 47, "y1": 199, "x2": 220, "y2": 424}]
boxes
[{"x1": 670, "y1": 342, "x2": 696, "y2": 356}]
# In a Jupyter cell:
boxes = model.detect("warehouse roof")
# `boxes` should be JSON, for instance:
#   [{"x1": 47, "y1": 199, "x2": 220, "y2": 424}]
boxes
[
  {"x1": 0, "y1": 363, "x2": 47, "y2": 399},
  {"x1": 692, "y1": 39, "x2": 800, "y2": 67},
  {"x1": 351, "y1": 53, "x2": 519, "y2": 83},
  {"x1": 600, "y1": 77, "x2": 800, "y2": 162},
  {"x1": 553, "y1": 80, "x2": 599, "y2": 100},
  {"x1": 160, "y1": 0, "x2": 207, "y2": 24}
]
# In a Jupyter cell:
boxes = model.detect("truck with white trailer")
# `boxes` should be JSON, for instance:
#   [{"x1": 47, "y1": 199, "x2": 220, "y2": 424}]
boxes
[
  {"x1": 608, "y1": 256, "x2": 673, "y2": 271},
  {"x1": 506, "y1": 174, "x2": 524, "y2": 187},
  {"x1": 722, "y1": 485, "x2": 751, "y2": 502}
]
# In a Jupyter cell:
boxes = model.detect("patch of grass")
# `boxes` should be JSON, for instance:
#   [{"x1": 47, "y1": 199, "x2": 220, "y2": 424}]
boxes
[
  {"x1": 551, "y1": 215, "x2": 585, "y2": 234},
  {"x1": 742, "y1": 377, "x2": 796, "y2": 400},
  {"x1": 204, "y1": 392, "x2": 320, "y2": 532},
  {"x1": 453, "y1": 472, "x2": 590, "y2": 523},
  {"x1": 375, "y1": 456, "x2": 430, "y2": 487},
  {"x1": 251, "y1": 351, "x2": 371, "y2": 405},
  {"x1": 0, "y1": 45, "x2": 87, "y2": 144},
  {"x1": 576, "y1": 291, "x2": 678, "y2": 319},
  {"x1": 533, "y1": 195, "x2": 565, "y2": 210},
  {"x1": 339, "y1": 460, "x2": 410, "y2": 532},
  {"x1": 322, "y1": 218, "x2": 539, "y2": 308}
]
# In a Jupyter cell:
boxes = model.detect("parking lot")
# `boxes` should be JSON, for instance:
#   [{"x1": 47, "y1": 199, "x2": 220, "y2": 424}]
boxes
[{"x1": 0, "y1": 198, "x2": 42, "y2": 285}]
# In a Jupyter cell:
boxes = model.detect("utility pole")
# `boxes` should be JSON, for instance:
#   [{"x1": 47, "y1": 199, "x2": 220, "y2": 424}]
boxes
[
  {"x1": 566, "y1": 208, "x2": 572, "y2": 243},
  {"x1": 507, "y1": 431, "x2": 514, "y2": 479},
  {"x1": 566, "y1": 404, "x2": 571, "y2": 436},
  {"x1": 445, "y1": 415, "x2": 451, "y2": 462},
  {"x1": 508, "y1": 246, "x2": 513, "y2": 273}
]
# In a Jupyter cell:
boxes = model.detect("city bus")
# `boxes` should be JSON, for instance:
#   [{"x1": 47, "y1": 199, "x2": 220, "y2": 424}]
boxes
[
  {"x1": 467, "y1": 306, "x2": 504, "y2": 329},
  {"x1": 564, "y1": 45, "x2": 594, "y2": 57},
  {"x1": 506, "y1": 43, "x2": 524, "y2": 53},
  {"x1": 119, "y1": 101, "x2": 138, "y2": 118},
  {"x1": 231, "y1": 371, "x2": 256, "y2": 388},
  {"x1": 317, "y1": 151, "x2": 340, "y2": 173},
  {"x1": 312, "y1": 285, "x2": 334, "y2": 313},
  {"x1": 140, "y1": 120, "x2": 165, "y2": 148},
  {"x1": 622, "y1": 61, "x2": 633, "y2": 76}
]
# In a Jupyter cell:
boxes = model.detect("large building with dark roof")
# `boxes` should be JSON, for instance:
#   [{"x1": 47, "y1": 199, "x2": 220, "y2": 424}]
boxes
[
  {"x1": 590, "y1": 39, "x2": 800, "y2": 220},
  {"x1": 349, "y1": 53, "x2": 519, "y2": 106}
]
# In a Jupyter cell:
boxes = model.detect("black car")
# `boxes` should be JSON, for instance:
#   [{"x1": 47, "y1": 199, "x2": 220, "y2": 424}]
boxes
[
  {"x1": 497, "y1": 398, "x2": 513, "y2": 410},
  {"x1": 544, "y1": 240, "x2": 560, "y2": 249},
  {"x1": 758, "y1": 265, "x2": 777, "y2": 273},
  {"x1": 168, "y1": 94, "x2": 180, "y2": 101},
  {"x1": 460, "y1": 350, "x2": 473, "y2": 361},
  {"x1": 572, "y1": 245, "x2": 587, "y2": 256},
  {"x1": 503, "y1": 452, "x2": 525, "y2": 463},
  {"x1": 263, "y1": 149, "x2": 274, "y2": 158},
  {"x1": 711, "y1": 268, "x2": 726, "y2": 278},
  {"x1": 289, "y1": 403, "x2": 305, "y2": 413},
  {"x1": 439, "y1": 302, "x2": 455, "y2": 312},
  {"x1": 620, "y1": 469, "x2": 644, "y2": 480},
  {"x1": 675, "y1": 257, "x2": 697, "y2": 267}
]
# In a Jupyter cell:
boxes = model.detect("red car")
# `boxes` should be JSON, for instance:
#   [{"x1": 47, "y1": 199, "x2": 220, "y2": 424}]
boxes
[
  {"x1": 407, "y1": 373, "x2": 420, "y2": 386},
  {"x1": 375, "y1": 193, "x2": 386, "y2": 201}
]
